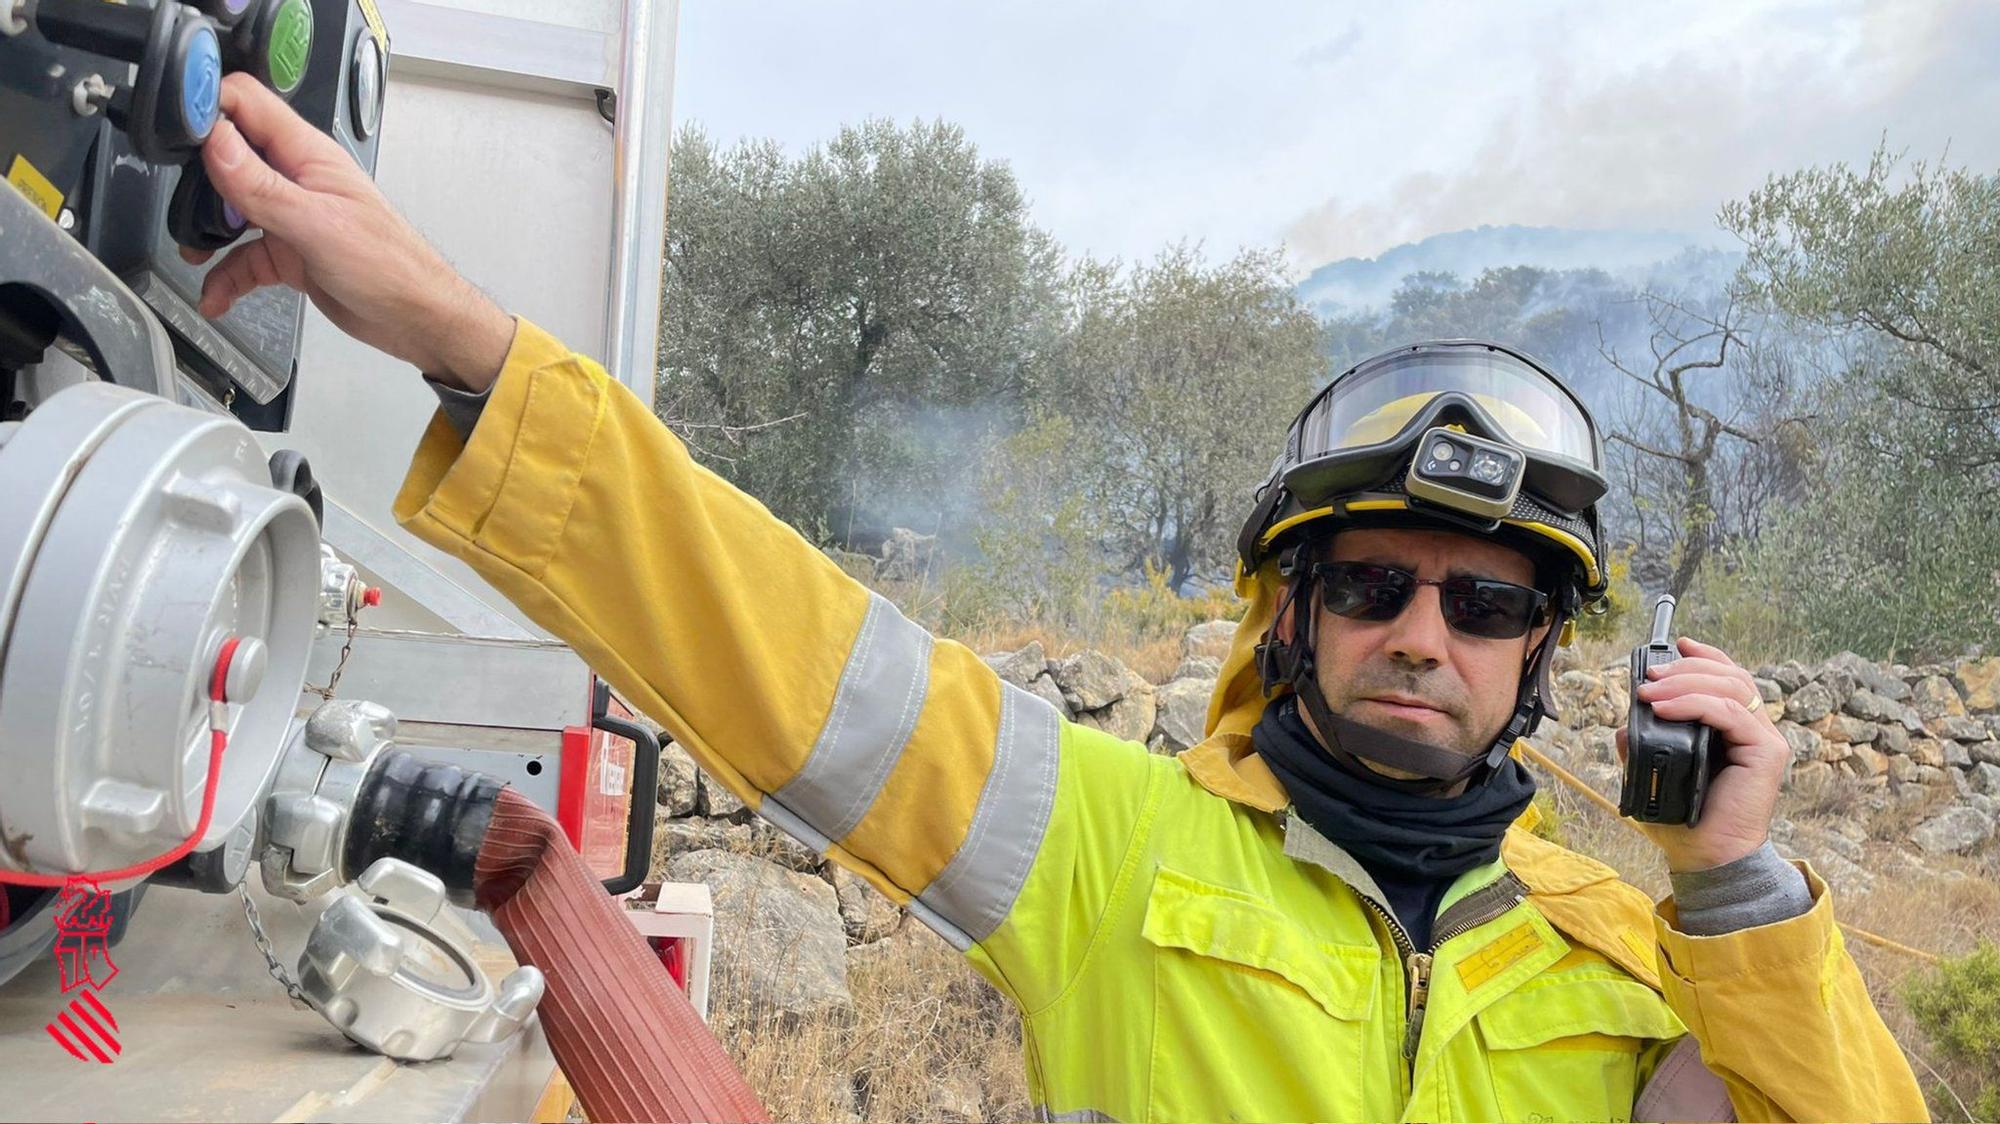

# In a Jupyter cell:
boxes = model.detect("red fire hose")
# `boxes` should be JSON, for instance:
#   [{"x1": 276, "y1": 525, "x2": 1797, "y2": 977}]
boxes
[{"x1": 475, "y1": 788, "x2": 768, "y2": 1123}]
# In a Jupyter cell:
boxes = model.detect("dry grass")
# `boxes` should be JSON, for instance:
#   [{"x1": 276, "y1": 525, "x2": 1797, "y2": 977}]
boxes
[
  {"x1": 945, "y1": 618, "x2": 1190, "y2": 684},
  {"x1": 719, "y1": 919, "x2": 1029, "y2": 1123}
]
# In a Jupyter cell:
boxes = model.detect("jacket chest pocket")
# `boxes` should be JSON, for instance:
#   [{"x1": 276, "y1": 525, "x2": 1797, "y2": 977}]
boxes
[
  {"x1": 1139, "y1": 866, "x2": 1381, "y2": 1123},
  {"x1": 1474, "y1": 974, "x2": 1686, "y2": 1123}
]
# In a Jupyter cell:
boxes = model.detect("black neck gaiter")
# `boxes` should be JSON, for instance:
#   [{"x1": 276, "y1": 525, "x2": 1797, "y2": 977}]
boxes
[{"x1": 1255, "y1": 696, "x2": 1536, "y2": 881}]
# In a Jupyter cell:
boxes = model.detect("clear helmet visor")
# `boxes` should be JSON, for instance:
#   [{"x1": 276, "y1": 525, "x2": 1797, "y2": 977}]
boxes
[{"x1": 1305, "y1": 348, "x2": 1600, "y2": 472}]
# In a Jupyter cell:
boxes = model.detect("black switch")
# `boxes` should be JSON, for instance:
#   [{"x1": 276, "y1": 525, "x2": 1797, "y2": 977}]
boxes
[{"x1": 167, "y1": 163, "x2": 249, "y2": 252}]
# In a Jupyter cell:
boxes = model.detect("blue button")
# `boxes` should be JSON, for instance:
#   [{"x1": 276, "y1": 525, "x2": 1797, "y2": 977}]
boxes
[{"x1": 182, "y1": 25, "x2": 222, "y2": 139}]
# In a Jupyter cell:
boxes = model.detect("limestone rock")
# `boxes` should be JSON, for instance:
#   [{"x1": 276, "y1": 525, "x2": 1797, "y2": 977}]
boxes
[
  {"x1": 1764, "y1": 661, "x2": 1810, "y2": 693},
  {"x1": 1915, "y1": 765, "x2": 1949, "y2": 787},
  {"x1": 1887, "y1": 754, "x2": 1920, "y2": 784},
  {"x1": 1753, "y1": 677, "x2": 1783, "y2": 705},
  {"x1": 1808, "y1": 713, "x2": 1874, "y2": 744},
  {"x1": 1970, "y1": 761, "x2": 2000, "y2": 796},
  {"x1": 1172, "y1": 655, "x2": 1222, "y2": 683},
  {"x1": 1182, "y1": 619, "x2": 1237, "y2": 664},
  {"x1": 1909, "y1": 805, "x2": 1997, "y2": 855},
  {"x1": 699, "y1": 771, "x2": 750, "y2": 820},
  {"x1": 666, "y1": 849, "x2": 853, "y2": 1022},
  {"x1": 1785, "y1": 681, "x2": 1835, "y2": 724},
  {"x1": 1909, "y1": 738, "x2": 1947, "y2": 769},
  {"x1": 1788, "y1": 760, "x2": 1835, "y2": 792},
  {"x1": 1078, "y1": 680, "x2": 1156, "y2": 744},
  {"x1": 1023, "y1": 673, "x2": 1074, "y2": 720},
  {"x1": 650, "y1": 814, "x2": 825, "y2": 876},
  {"x1": 1825, "y1": 651, "x2": 1911, "y2": 701},
  {"x1": 1971, "y1": 740, "x2": 2000, "y2": 768},
  {"x1": 657, "y1": 740, "x2": 700, "y2": 817},
  {"x1": 1553, "y1": 670, "x2": 1622, "y2": 729},
  {"x1": 1812, "y1": 664, "x2": 1858, "y2": 708},
  {"x1": 1930, "y1": 715, "x2": 1990, "y2": 743},
  {"x1": 1153, "y1": 678, "x2": 1213, "y2": 754},
  {"x1": 831, "y1": 866, "x2": 902, "y2": 945},
  {"x1": 1911, "y1": 675, "x2": 1968, "y2": 721},
  {"x1": 1944, "y1": 739, "x2": 1972, "y2": 769},
  {"x1": 1057, "y1": 649, "x2": 1136, "y2": 712},
  {"x1": 1578, "y1": 725, "x2": 1618, "y2": 766},
  {"x1": 984, "y1": 641, "x2": 1050, "y2": 688},
  {"x1": 1874, "y1": 723, "x2": 1910, "y2": 757},
  {"x1": 1954, "y1": 656, "x2": 2000, "y2": 712},
  {"x1": 1845, "y1": 744, "x2": 1888, "y2": 778},
  {"x1": 1776, "y1": 721, "x2": 1823, "y2": 765},
  {"x1": 1843, "y1": 689, "x2": 1899, "y2": 725}
]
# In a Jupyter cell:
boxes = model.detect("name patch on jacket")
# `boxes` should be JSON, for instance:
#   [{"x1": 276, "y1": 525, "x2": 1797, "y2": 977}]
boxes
[{"x1": 1457, "y1": 922, "x2": 1542, "y2": 992}]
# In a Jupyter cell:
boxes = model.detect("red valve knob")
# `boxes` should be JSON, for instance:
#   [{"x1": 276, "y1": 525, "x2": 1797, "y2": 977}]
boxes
[{"x1": 361, "y1": 586, "x2": 382, "y2": 608}]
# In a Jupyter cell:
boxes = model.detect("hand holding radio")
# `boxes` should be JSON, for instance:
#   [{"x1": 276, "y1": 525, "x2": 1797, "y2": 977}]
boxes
[{"x1": 1615, "y1": 597, "x2": 1791, "y2": 874}]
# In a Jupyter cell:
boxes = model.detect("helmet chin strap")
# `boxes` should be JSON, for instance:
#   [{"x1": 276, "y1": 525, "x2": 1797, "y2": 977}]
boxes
[{"x1": 1257, "y1": 562, "x2": 1573, "y2": 798}]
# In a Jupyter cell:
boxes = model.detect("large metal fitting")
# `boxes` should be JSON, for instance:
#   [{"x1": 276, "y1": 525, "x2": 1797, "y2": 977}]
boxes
[
  {"x1": 259, "y1": 699, "x2": 396, "y2": 901},
  {"x1": 299, "y1": 858, "x2": 544, "y2": 1061},
  {"x1": 0, "y1": 381, "x2": 318, "y2": 883}
]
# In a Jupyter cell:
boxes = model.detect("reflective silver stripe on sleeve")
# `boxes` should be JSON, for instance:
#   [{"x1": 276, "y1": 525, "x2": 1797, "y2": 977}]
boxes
[
  {"x1": 772, "y1": 591, "x2": 934, "y2": 843},
  {"x1": 757, "y1": 797, "x2": 833, "y2": 857},
  {"x1": 913, "y1": 681, "x2": 1061, "y2": 945},
  {"x1": 1034, "y1": 1108, "x2": 1119, "y2": 1123}
]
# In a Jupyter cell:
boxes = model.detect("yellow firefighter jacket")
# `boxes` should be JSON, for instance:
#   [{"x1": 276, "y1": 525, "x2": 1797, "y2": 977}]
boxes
[{"x1": 393, "y1": 319, "x2": 1927, "y2": 1123}]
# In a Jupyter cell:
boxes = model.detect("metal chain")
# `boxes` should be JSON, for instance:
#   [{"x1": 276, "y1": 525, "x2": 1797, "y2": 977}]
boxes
[
  {"x1": 238, "y1": 885, "x2": 312, "y2": 1009},
  {"x1": 306, "y1": 605, "x2": 360, "y2": 700}
]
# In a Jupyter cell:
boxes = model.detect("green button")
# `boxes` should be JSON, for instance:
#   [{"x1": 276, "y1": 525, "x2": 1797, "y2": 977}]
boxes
[{"x1": 267, "y1": 0, "x2": 314, "y2": 95}]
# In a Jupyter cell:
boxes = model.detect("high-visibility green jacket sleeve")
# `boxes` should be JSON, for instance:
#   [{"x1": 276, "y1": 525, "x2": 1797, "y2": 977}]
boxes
[
  {"x1": 1654, "y1": 862, "x2": 1929, "y2": 1122},
  {"x1": 393, "y1": 319, "x2": 1146, "y2": 986}
]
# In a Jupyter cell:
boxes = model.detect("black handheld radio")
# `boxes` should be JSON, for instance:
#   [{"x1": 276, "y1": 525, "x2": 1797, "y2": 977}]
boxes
[{"x1": 1618, "y1": 594, "x2": 1719, "y2": 825}]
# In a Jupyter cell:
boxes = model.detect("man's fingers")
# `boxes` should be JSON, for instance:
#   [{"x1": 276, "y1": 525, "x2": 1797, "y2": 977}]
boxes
[
  {"x1": 198, "y1": 235, "x2": 299, "y2": 318},
  {"x1": 1640, "y1": 672, "x2": 1762, "y2": 708},
  {"x1": 1676, "y1": 636, "x2": 1736, "y2": 666},
  {"x1": 1646, "y1": 655, "x2": 1744, "y2": 682},
  {"x1": 201, "y1": 119, "x2": 317, "y2": 239},
  {"x1": 216, "y1": 73, "x2": 348, "y2": 175}
]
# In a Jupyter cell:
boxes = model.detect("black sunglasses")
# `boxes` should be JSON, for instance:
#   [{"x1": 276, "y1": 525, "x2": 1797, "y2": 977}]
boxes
[{"x1": 1314, "y1": 560, "x2": 1550, "y2": 640}]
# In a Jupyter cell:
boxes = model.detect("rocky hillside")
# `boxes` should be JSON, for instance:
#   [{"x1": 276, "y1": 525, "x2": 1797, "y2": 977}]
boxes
[{"x1": 630, "y1": 628, "x2": 2000, "y2": 1120}]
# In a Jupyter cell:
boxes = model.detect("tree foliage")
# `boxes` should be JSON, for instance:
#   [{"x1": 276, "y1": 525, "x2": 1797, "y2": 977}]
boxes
[
  {"x1": 1725, "y1": 144, "x2": 2000, "y2": 468},
  {"x1": 1710, "y1": 146, "x2": 2000, "y2": 660},
  {"x1": 1029, "y1": 247, "x2": 1325, "y2": 592},
  {"x1": 659, "y1": 121, "x2": 1063, "y2": 540}
]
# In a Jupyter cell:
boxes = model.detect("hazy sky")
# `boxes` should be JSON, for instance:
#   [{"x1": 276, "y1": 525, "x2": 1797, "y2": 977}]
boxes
[{"x1": 674, "y1": 1, "x2": 2000, "y2": 272}]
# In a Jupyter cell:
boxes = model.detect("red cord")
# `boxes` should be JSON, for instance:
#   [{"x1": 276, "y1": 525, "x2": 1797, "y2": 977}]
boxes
[{"x1": 0, "y1": 638, "x2": 240, "y2": 888}]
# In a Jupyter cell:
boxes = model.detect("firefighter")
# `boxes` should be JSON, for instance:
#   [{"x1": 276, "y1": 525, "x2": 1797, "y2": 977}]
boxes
[{"x1": 187, "y1": 74, "x2": 1925, "y2": 1122}]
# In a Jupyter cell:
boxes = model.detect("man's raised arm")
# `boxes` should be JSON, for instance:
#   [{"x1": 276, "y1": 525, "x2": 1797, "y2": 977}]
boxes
[{"x1": 188, "y1": 76, "x2": 1153, "y2": 996}]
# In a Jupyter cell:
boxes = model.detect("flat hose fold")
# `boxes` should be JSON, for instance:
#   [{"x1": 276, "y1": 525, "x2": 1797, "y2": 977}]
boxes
[{"x1": 476, "y1": 788, "x2": 768, "y2": 1123}]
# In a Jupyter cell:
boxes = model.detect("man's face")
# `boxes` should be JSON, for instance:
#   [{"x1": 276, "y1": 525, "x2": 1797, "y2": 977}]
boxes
[{"x1": 1306, "y1": 526, "x2": 1549, "y2": 780}]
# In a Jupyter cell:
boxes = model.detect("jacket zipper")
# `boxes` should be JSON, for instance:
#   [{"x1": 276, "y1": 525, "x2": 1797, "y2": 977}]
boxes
[{"x1": 1354, "y1": 873, "x2": 1530, "y2": 1064}]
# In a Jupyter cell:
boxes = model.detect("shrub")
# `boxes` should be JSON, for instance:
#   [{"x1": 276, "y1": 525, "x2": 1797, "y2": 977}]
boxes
[
  {"x1": 1903, "y1": 942, "x2": 2000, "y2": 1120},
  {"x1": 1099, "y1": 561, "x2": 1242, "y2": 642}
]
